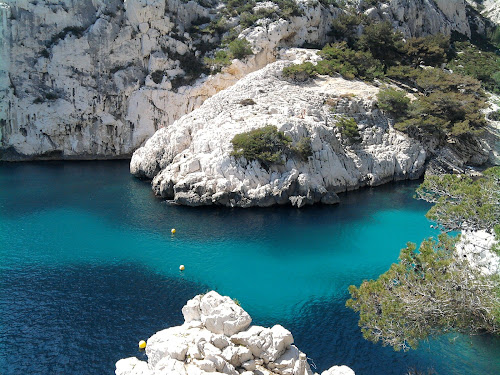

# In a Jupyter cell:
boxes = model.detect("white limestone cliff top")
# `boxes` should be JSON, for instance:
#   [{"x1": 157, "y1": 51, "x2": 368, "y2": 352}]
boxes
[
  {"x1": 1, "y1": 0, "x2": 483, "y2": 160},
  {"x1": 115, "y1": 291, "x2": 355, "y2": 375}
]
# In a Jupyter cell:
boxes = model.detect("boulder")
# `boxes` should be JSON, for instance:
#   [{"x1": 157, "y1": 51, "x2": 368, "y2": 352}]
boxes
[
  {"x1": 115, "y1": 357, "x2": 151, "y2": 375},
  {"x1": 321, "y1": 365, "x2": 356, "y2": 375},
  {"x1": 146, "y1": 326, "x2": 190, "y2": 366},
  {"x1": 116, "y1": 291, "x2": 355, "y2": 375},
  {"x1": 199, "y1": 291, "x2": 252, "y2": 336}
]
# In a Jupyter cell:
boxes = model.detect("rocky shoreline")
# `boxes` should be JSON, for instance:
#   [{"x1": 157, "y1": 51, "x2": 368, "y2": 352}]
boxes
[
  {"x1": 130, "y1": 52, "x2": 498, "y2": 208},
  {"x1": 116, "y1": 291, "x2": 355, "y2": 375}
]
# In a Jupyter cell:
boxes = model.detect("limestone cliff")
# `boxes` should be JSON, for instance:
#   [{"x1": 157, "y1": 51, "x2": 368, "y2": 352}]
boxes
[
  {"x1": 0, "y1": 0, "x2": 481, "y2": 160},
  {"x1": 116, "y1": 291, "x2": 355, "y2": 375},
  {"x1": 456, "y1": 230, "x2": 500, "y2": 276}
]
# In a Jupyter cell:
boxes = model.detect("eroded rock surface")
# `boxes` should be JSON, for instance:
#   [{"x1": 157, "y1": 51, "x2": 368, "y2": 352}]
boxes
[
  {"x1": 457, "y1": 230, "x2": 500, "y2": 276},
  {"x1": 115, "y1": 291, "x2": 354, "y2": 375}
]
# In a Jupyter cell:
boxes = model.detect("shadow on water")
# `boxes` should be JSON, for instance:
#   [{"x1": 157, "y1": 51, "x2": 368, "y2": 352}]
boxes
[
  {"x1": 0, "y1": 161, "x2": 432, "y2": 245},
  {"x1": 0, "y1": 263, "x2": 207, "y2": 375},
  {"x1": 257, "y1": 295, "x2": 500, "y2": 375}
]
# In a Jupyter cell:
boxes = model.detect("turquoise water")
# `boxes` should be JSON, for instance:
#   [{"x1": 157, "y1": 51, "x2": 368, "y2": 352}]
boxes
[{"x1": 1, "y1": 161, "x2": 499, "y2": 374}]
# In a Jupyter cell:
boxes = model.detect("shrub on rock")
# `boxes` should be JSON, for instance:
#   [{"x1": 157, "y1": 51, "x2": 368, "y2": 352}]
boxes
[
  {"x1": 376, "y1": 87, "x2": 410, "y2": 120},
  {"x1": 228, "y1": 38, "x2": 253, "y2": 60},
  {"x1": 335, "y1": 117, "x2": 361, "y2": 144},
  {"x1": 231, "y1": 126, "x2": 292, "y2": 168}
]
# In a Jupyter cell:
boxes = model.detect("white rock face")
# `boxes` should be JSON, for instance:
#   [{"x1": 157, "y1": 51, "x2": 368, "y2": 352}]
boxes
[
  {"x1": 131, "y1": 57, "x2": 427, "y2": 207},
  {"x1": 116, "y1": 291, "x2": 355, "y2": 375},
  {"x1": 0, "y1": 0, "x2": 477, "y2": 160},
  {"x1": 365, "y1": 0, "x2": 471, "y2": 37},
  {"x1": 321, "y1": 366, "x2": 355, "y2": 375},
  {"x1": 456, "y1": 230, "x2": 500, "y2": 276},
  {"x1": 468, "y1": 0, "x2": 500, "y2": 25},
  {"x1": 0, "y1": 0, "x2": 337, "y2": 159},
  {"x1": 183, "y1": 290, "x2": 252, "y2": 336}
]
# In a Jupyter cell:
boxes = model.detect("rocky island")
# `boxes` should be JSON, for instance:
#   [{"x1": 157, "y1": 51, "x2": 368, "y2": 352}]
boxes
[{"x1": 130, "y1": 56, "x2": 429, "y2": 207}]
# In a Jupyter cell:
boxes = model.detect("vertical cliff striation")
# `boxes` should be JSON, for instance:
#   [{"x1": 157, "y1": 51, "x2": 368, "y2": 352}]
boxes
[{"x1": 0, "y1": 0, "x2": 483, "y2": 160}]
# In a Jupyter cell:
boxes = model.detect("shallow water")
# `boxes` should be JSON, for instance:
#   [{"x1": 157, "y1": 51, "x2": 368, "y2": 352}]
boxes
[{"x1": 0, "y1": 161, "x2": 499, "y2": 375}]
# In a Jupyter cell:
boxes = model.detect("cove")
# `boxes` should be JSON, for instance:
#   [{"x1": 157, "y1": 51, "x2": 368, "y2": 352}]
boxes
[{"x1": 0, "y1": 161, "x2": 499, "y2": 375}]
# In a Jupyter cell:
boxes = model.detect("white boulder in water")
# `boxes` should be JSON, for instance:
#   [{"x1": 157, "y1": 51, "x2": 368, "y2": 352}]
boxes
[{"x1": 115, "y1": 291, "x2": 355, "y2": 375}]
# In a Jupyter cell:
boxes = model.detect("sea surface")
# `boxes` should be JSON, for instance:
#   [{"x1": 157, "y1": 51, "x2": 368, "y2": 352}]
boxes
[{"x1": 1, "y1": 161, "x2": 499, "y2": 375}]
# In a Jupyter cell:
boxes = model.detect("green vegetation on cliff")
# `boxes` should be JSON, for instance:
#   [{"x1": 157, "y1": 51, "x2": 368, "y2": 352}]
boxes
[
  {"x1": 284, "y1": 18, "x2": 495, "y2": 139},
  {"x1": 347, "y1": 234, "x2": 500, "y2": 351},
  {"x1": 416, "y1": 167, "x2": 500, "y2": 232},
  {"x1": 230, "y1": 126, "x2": 312, "y2": 168}
]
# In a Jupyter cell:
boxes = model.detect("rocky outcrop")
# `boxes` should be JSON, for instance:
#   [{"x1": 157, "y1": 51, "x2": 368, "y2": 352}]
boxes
[
  {"x1": 115, "y1": 291, "x2": 355, "y2": 375},
  {"x1": 130, "y1": 53, "x2": 427, "y2": 208},
  {"x1": 467, "y1": 0, "x2": 500, "y2": 25},
  {"x1": 424, "y1": 135, "x2": 492, "y2": 176},
  {"x1": 0, "y1": 0, "x2": 479, "y2": 160},
  {"x1": 364, "y1": 0, "x2": 471, "y2": 38},
  {"x1": 456, "y1": 230, "x2": 500, "y2": 276}
]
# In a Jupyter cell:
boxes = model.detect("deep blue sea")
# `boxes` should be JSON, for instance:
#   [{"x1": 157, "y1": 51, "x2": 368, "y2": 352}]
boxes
[{"x1": 1, "y1": 161, "x2": 499, "y2": 375}]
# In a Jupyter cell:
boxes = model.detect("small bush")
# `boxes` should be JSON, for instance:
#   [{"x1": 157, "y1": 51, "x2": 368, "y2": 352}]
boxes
[
  {"x1": 151, "y1": 70, "x2": 164, "y2": 84},
  {"x1": 204, "y1": 50, "x2": 231, "y2": 73},
  {"x1": 282, "y1": 42, "x2": 384, "y2": 82},
  {"x1": 231, "y1": 125, "x2": 292, "y2": 168},
  {"x1": 45, "y1": 92, "x2": 59, "y2": 101},
  {"x1": 488, "y1": 109, "x2": 500, "y2": 122},
  {"x1": 317, "y1": 42, "x2": 384, "y2": 80},
  {"x1": 204, "y1": 16, "x2": 229, "y2": 35},
  {"x1": 336, "y1": 117, "x2": 361, "y2": 144},
  {"x1": 274, "y1": 0, "x2": 302, "y2": 19},
  {"x1": 292, "y1": 137, "x2": 313, "y2": 161},
  {"x1": 447, "y1": 41, "x2": 500, "y2": 93},
  {"x1": 228, "y1": 38, "x2": 253, "y2": 59},
  {"x1": 402, "y1": 34, "x2": 450, "y2": 67},
  {"x1": 239, "y1": 98, "x2": 256, "y2": 106},
  {"x1": 356, "y1": 21, "x2": 404, "y2": 68},
  {"x1": 329, "y1": 12, "x2": 369, "y2": 47},
  {"x1": 282, "y1": 62, "x2": 317, "y2": 81},
  {"x1": 376, "y1": 87, "x2": 410, "y2": 119}
]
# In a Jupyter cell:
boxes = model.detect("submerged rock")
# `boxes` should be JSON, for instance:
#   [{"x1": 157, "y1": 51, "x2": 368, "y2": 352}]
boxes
[{"x1": 115, "y1": 291, "x2": 355, "y2": 375}]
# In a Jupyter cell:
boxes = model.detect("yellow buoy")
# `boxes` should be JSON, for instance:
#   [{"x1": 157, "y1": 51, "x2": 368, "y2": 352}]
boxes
[
  {"x1": 179, "y1": 264, "x2": 185, "y2": 271},
  {"x1": 138, "y1": 340, "x2": 146, "y2": 349},
  {"x1": 171, "y1": 228, "x2": 176, "y2": 234}
]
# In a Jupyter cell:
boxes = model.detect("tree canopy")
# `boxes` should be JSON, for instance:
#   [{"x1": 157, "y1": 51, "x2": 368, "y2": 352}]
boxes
[
  {"x1": 416, "y1": 167, "x2": 500, "y2": 232},
  {"x1": 347, "y1": 167, "x2": 500, "y2": 351},
  {"x1": 346, "y1": 235, "x2": 500, "y2": 351}
]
